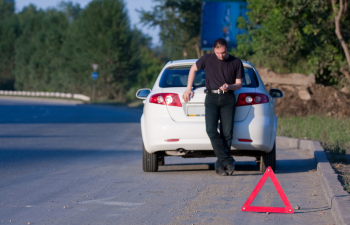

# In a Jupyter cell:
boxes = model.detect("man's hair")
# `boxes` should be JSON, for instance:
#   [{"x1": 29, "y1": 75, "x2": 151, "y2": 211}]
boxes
[{"x1": 213, "y1": 38, "x2": 228, "y2": 49}]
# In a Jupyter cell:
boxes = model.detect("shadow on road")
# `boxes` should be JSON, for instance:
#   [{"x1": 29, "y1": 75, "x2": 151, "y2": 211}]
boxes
[{"x1": 159, "y1": 158, "x2": 317, "y2": 174}]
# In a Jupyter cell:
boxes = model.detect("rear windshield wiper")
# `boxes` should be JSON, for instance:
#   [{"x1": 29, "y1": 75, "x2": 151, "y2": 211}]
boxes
[{"x1": 193, "y1": 85, "x2": 205, "y2": 90}]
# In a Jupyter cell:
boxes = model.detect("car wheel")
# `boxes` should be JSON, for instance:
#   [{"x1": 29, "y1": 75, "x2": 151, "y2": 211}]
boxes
[
  {"x1": 260, "y1": 142, "x2": 276, "y2": 172},
  {"x1": 158, "y1": 156, "x2": 165, "y2": 166},
  {"x1": 143, "y1": 143, "x2": 158, "y2": 172}
]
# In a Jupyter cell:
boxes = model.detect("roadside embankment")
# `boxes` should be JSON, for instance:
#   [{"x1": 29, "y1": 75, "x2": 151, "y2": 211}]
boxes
[{"x1": 257, "y1": 68, "x2": 350, "y2": 118}]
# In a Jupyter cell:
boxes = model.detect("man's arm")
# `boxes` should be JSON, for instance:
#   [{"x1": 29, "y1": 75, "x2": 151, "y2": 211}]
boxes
[
  {"x1": 182, "y1": 63, "x2": 198, "y2": 102},
  {"x1": 219, "y1": 78, "x2": 242, "y2": 92}
]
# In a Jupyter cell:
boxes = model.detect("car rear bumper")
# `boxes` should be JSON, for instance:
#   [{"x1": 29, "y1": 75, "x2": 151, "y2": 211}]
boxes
[{"x1": 141, "y1": 106, "x2": 276, "y2": 154}]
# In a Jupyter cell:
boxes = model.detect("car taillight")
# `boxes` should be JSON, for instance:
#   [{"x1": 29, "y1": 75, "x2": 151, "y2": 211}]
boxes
[
  {"x1": 149, "y1": 93, "x2": 182, "y2": 107},
  {"x1": 236, "y1": 93, "x2": 269, "y2": 107}
]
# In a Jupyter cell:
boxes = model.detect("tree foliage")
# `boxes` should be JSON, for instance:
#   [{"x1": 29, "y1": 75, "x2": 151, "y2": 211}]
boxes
[
  {"x1": 125, "y1": 29, "x2": 165, "y2": 101},
  {"x1": 1, "y1": 0, "x2": 349, "y2": 99},
  {"x1": 62, "y1": 0, "x2": 140, "y2": 100},
  {"x1": 0, "y1": 0, "x2": 17, "y2": 89},
  {"x1": 133, "y1": 29, "x2": 164, "y2": 88},
  {"x1": 0, "y1": 0, "x2": 165, "y2": 101},
  {"x1": 0, "y1": 0, "x2": 14, "y2": 20},
  {"x1": 235, "y1": 0, "x2": 350, "y2": 86},
  {"x1": 14, "y1": 5, "x2": 69, "y2": 92},
  {"x1": 138, "y1": 0, "x2": 202, "y2": 60}
]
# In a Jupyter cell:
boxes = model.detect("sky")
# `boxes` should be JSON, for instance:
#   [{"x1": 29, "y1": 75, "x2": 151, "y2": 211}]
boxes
[{"x1": 15, "y1": 0, "x2": 160, "y2": 45}]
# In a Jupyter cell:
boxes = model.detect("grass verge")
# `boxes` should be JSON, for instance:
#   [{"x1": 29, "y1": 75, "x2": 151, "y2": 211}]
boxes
[
  {"x1": 277, "y1": 115, "x2": 350, "y2": 193},
  {"x1": 277, "y1": 115, "x2": 350, "y2": 145}
]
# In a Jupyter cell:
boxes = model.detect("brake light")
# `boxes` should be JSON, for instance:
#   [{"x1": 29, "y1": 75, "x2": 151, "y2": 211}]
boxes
[
  {"x1": 236, "y1": 93, "x2": 269, "y2": 107},
  {"x1": 149, "y1": 93, "x2": 182, "y2": 107}
]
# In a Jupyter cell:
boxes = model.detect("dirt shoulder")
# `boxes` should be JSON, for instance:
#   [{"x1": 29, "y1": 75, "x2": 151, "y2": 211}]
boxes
[{"x1": 269, "y1": 83, "x2": 350, "y2": 118}]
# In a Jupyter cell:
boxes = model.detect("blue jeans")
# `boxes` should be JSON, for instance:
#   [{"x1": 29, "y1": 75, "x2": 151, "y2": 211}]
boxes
[{"x1": 205, "y1": 93, "x2": 236, "y2": 169}]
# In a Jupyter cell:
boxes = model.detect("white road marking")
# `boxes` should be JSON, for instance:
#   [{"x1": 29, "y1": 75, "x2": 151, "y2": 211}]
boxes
[{"x1": 77, "y1": 198, "x2": 144, "y2": 207}]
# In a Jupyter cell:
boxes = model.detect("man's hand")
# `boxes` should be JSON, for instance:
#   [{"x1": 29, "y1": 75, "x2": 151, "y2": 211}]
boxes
[
  {"x1": 219, "y1": 79, "x2": 242, "y2": 92},
  {"x1": 219, "y1": 83, "x2": 229, "y2": 92},
  {"x1": 182, "y1": 89, "x2": 193, "y2": 103}
]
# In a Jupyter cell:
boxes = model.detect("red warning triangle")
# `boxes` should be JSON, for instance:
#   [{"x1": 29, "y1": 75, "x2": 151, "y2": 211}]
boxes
[{"x1": 241, "y1": 166, "x2": 294, "y2": 214}]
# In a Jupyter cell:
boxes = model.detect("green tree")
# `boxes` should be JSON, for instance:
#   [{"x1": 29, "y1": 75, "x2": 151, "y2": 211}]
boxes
[
  {"x1": 62, "y1": 0, "x2": 140, "y2": 101},
  {"x1": 58, "y1": 1, "x2": 82, "y2": 22},
  {"x1": 0, "y1": 0, "x2": 14, "y2": 20},
  {"x1": 235, "y1": 0, "x2": 350, "y2": 86},
  {"x1": 331, "y1": 0, "x2": 350, "y2": 84},
  {"x1": 125, "y1": 29, "x2": 166, "y2": 102},
  {"x1": 134, "y1": 29, "x2": 165, "y2": 88},
  {"x1": 0, "y1": 0, "x2": 17, "y2": 90},
  {"x1": 138, "y1": 0, "x2": 202, "y2": 60},
  {"x1": 14, "y1": 5, "x2": 69, "y2": 91}
]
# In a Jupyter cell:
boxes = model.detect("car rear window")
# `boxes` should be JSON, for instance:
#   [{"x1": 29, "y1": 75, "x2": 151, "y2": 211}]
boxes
[{"x1": 159, "y1": 66, "x2": 259, "y2": 88}]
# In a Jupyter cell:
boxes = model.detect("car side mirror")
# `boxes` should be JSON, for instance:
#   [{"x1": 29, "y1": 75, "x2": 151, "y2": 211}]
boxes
[
  {"x1": 136, "y1": 88, "x2": 151, "y2": 100},
  {"x1": 269, "y1": 89, "x2": 283, "y2": 99}
]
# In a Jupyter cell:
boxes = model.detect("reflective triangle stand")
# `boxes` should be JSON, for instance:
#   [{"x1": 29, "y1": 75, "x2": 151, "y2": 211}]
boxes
[{"x1": 241, "y1": 166, "x2": 294, "y2": 214}]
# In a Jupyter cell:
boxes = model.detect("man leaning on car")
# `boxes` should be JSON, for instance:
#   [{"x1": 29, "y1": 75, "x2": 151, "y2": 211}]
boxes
[{"x1": 182, "y1": 38, "x2": 243, "y2": 176}]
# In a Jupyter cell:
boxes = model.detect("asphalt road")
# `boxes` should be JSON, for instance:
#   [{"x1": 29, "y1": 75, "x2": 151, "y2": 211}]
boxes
[{"x1": 0, "y1": 97, "x2": 336, "y2": 225}]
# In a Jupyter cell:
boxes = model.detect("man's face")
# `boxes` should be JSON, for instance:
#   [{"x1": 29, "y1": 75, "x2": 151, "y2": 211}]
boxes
[{"x1": 213, "y1": 46, "x2": 227, "y2": 60}]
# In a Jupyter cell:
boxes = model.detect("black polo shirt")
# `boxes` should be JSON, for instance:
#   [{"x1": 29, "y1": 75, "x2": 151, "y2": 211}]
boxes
[{"x1": 196, "y1": 53, "x2": 244, "y2": 90}]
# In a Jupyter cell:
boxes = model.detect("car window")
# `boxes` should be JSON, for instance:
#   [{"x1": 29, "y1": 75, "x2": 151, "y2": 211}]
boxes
[{"x1": 159, "y1": 66, "x2": 259, "y2": 88}]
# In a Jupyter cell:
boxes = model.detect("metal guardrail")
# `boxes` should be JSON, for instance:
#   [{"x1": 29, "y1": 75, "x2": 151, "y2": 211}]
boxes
[{"x1": 0, "y1": 90, "x2": 90, "y2": 101}]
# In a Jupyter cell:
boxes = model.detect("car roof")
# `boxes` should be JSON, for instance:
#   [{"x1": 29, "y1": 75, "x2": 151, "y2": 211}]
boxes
[{"x1": 165, "y1": 58, "x2": 253, "y2": 68}]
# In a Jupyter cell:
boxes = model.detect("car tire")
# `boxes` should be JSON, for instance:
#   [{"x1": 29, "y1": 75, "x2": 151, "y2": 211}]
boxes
[
  {"x1": 260, "y1": 142, "x2": 276, "y2": 172},
  {"x1": 143, "y1": 143, "x2": 158, "y2": 172}
]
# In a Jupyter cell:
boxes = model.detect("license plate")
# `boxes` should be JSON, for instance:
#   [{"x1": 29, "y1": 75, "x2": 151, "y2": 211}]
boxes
[{"x1": 187, "y1": 106, "x2": 205, "y2": 117}]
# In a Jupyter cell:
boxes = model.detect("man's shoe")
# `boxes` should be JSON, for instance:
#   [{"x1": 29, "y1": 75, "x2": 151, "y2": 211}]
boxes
[
  {"x1": 226, "y1": 161, "x2": 235, "y2": 176},
  {"x1": 216, "y1": 167, "x2": 228, "y2": 176}
]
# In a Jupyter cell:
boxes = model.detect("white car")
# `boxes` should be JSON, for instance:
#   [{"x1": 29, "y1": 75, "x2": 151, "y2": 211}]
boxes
[{"x1": 136, "y1": 59, "x2": 283, "y2": 173}]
